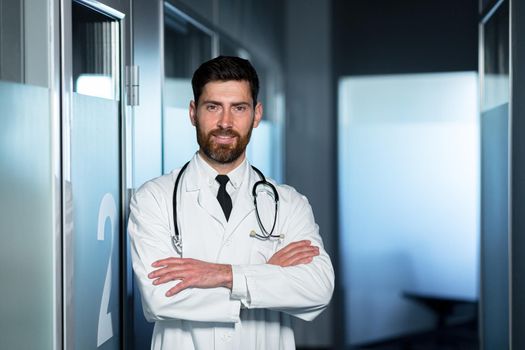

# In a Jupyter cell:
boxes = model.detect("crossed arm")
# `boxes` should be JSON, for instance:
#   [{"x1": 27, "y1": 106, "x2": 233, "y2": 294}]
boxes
[
  {"x1": 148, "y1": 240, "x2": 320, "y2": 297},
  {"x1": 129, "y1": 181, "x2": 333, "y2": 323}
]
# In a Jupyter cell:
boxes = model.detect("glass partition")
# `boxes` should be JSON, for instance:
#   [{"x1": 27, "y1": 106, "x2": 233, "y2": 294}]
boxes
[
  {"x1": 163, "y1": 3, "x2": 212, "y2": 173},
  {"x1": 338, "y1": 72, "x2": 479, "y2": 345},
  {"x1": 71, "y1": 93, "x2": 121, "y2": 349},
  {"x1": 480, "y1": 1, "x2": 509, "y2": 348},
  {"x1": 69, "y1": 2, "x2": 122, "y2": 349},
  {"x1": 0, "y1": 82, "x2": 54, "y2": 349},
  {"x1": 0, "y1": 0, "x2": 55, "y2": 348}
]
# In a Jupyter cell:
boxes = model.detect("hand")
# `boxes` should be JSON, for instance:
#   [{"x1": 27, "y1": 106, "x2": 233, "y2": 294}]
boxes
[
  {"x1": 149, "y1": 258, "x2": 232, "y2": 297},
  {"x1": 267, "y1": 240, "x2": 320, "y2": 267}
]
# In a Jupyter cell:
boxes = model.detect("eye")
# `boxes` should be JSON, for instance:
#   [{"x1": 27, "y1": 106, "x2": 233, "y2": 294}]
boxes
[
  {"x1": 206, "y1": 104, "x2": 219, "y2": 112},
  {"x1": 233, "y1": 105, "x2": 248, "y2": 113}
]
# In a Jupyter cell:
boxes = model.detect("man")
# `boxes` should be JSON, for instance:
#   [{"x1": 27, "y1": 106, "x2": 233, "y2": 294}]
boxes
[{"x1": 128, "y1": 56, "x2": 334, "y2": 350}]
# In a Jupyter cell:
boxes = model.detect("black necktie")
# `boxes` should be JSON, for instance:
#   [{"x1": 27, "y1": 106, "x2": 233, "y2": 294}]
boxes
[{"x1": 215, "y1": 175, "x2": 232, "y2": 221}]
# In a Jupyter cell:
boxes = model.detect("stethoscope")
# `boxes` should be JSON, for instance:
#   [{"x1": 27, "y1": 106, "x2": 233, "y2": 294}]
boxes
[{"x1": 171, "y1": 160, "x2": 281, "y2": 255}]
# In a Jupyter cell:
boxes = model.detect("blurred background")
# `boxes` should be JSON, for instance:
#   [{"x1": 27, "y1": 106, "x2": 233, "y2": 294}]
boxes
[{"x1": 1, "y1": 0, "x2": 524, "y2": 349}]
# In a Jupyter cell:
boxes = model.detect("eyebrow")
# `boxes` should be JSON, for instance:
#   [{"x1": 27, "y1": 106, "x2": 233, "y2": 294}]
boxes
[{"x1": 201, "y1": 100, "x2": 252, "y2": 107}]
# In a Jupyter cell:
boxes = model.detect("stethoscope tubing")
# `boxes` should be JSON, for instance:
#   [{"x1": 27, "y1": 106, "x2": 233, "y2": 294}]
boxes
[{"x1": 171, "y1": 160, "x2": 280, "y2": 254}]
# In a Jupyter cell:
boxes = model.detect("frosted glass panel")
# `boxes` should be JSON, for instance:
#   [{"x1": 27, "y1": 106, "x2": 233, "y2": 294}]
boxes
[
  {"x1": 163, "y1": 78, "x2": 198, "y2": 172},
  {"x1": 247, "y1": 120, "x2": 274, "y2": 178},
  {"x1": 338, "y1": 72, "x2": 479, "y2": 345},
  {"x1": 71, "y1": 93, "x2": 120, "y2": 349},
  {"x1": 481, "y1": 104, "x2": 509, "y2": 349},
  {"x1": 0, "y1": 81, "x2": 53, "y2": 349}
]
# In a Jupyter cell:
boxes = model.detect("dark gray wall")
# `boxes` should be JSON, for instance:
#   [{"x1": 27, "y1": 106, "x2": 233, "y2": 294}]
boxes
[
  {"x1": 511, "y1": 0, "x2": 525, "y2": 347},
  {"x1": 284, "y1": 0, "x2": 337, "y2": 347},
  {"x1": 173, "y1": 0, "x2": 284, "y2": 76},
  {"x1": 333, "y1": 0, "x2": 478, "y2": 76}
]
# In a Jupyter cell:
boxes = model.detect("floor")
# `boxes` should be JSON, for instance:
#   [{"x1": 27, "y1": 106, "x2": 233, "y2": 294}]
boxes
[
  {"x1": 359, "y1": 320, "x2": 479, "y2": 350},
  {"x1": 297, "y1": 319, "x2": 479, "y2": 350}
]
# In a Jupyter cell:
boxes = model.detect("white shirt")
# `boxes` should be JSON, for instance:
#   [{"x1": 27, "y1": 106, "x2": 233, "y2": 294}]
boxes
[
  {"x1": 128, "y1": 153, "x2": 334, "y2": 350},
  {"x1": 194, "y1": 152, "x2": 246, "y2": 206}
]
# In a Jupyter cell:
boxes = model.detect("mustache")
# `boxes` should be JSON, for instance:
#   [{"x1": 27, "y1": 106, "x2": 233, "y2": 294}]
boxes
[{"x1": 210, "y1": 129, "x2": 240, "y2": 138}]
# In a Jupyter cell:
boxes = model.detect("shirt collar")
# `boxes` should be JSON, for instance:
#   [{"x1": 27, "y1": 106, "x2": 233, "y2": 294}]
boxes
[{"x1": 195, "y1": 152, "x2": 247, "y2": 190}]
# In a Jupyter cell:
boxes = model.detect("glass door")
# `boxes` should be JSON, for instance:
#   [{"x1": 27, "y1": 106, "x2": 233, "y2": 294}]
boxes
[{"x1": 62, "y1": 0, "x2": 130, "y2": 348}]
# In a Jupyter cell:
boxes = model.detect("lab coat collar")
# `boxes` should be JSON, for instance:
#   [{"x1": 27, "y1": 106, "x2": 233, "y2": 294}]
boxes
[
  {"x1": 182, "y1": 153, "x2": 257, "y2": 233},
  {"x1": 184, "y1": 152, "x2": 247, "y2": 192},
  {"x1": 183, "y1": 153, "x2": 202, "y2": 192},
  {"x1": 182, "y1": 154, "x2": 224, "y2": 225}
]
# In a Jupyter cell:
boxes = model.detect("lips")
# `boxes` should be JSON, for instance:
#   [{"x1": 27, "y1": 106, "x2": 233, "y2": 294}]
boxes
[{"x1": 210, "y1": 130, "x2": 239, "y2": 144}]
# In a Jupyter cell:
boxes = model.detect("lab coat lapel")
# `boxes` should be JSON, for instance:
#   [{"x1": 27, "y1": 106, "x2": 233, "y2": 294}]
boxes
[
  {"x1": 224, "y1": 166, "x2": 256, "y2": 238},
  {"x1": 198, "y1": 187, "x2": 227, "y2": 227},
  {"x1": 185, "y1": 157, "x2": 226, "y2": 227}
]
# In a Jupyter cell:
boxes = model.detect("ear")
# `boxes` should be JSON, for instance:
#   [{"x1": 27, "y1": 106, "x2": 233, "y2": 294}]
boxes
[
  {"x1": 189, "y1": 100, "x2": 197, "y2": 126},
  {"x1": 253, "y1": 102, "x2": 263, "y2": 128}
]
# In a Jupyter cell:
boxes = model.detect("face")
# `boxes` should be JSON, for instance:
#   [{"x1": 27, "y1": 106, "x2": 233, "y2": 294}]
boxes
[{"x1": 189, "y1": 80, "x2": 263, "y2": 167}]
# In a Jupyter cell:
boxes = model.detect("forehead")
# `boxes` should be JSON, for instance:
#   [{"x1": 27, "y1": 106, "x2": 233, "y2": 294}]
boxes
[{"x1": 199, "y1": 80, "x2": 251, "y2": 103}]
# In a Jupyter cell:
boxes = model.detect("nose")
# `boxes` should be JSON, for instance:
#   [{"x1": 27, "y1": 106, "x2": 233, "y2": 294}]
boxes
[{"x1": 217, "y1": 108, "x2": 233, "y2": 128}]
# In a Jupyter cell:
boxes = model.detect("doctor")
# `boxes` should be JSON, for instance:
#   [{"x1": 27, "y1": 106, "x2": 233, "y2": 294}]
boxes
[{"x1": 128, "y1": 56, "x2": 334, "y2": 350}]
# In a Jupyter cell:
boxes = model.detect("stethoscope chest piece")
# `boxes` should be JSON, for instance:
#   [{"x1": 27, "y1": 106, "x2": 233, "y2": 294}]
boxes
[{"x1": 172, "y1": 236, "x2": 183, "y2": 255}]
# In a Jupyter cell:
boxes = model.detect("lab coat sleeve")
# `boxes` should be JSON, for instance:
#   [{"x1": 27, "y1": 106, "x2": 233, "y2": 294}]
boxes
[
  {"x1": 230, "y1": 189, "x2": 335, "y2": 321},
  {"x1": 128, "y1": 181, "x2": 241, "y2": 323}
]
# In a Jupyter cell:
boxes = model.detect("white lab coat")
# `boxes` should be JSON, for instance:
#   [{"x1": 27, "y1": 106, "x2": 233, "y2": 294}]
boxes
[{"x1": 128, "y1": 154, "x2": 334, "y2": 350}]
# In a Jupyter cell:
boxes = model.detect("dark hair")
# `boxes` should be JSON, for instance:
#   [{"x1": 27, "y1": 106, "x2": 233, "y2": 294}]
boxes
[{"x1": 191, "y1": 56, "x2": 259, "y2": 106}]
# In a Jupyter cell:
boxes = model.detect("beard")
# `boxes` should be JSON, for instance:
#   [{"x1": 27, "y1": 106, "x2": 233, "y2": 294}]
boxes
[{"x1": 195, "y1": 120, "x2": 254, "y2": 164}]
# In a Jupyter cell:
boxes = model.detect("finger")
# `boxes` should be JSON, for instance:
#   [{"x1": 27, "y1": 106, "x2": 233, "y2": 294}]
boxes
[
  {"x1": 283, "y1": 251, "x2": 318, "y2": 266},
  {"x1": 149, "y1": 266, "x2": 174, "y2": 279},
  {"x1": 149, "y1": 264, "x2": 188, "y2": 279},
  {"x1": 151, "y1": 266, "x2": 190, "y2": 284},
  {"x1": 278, "y1": 245, "x2": 319, "y2": 262},
  {"x1": 289, "y1": 256, "x2": 314, "y2": 266},
  {"x1": 152, "y1": 257, "x2": 183, "y2": 267},
  {"x1": 282, "y1": 248, "x2": 319, "y2": 266},
  {"x1": 153, "y1": 272, "x2": 182, "y2": 285},
  {"x1": 281, "y1": 240, "x2": 311, "y2": 252},
  {"x1": 269, "y1": 247, "x2": 318, "y2": 266},
  {"x1": 272, "y1": 242, "x2": 313, "y2": 261},
  {"x1": 268, "y1": 245, "x2": 318, "y2": 265},
  {"x1": 274, "y1": 240, "x2": 311, "y2": 256},
  {"x1": 166, "y1": 280, "x2": 189, "y2": 297}
]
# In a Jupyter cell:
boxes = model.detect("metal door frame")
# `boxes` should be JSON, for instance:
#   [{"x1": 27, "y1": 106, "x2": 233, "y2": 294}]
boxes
[
  {"x1": 60, "y1": 0, "x2": 131, "y2": 348},
  {"x1": 479, "y1": 0, "x2": 525, "y2": 349}
]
